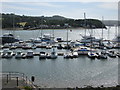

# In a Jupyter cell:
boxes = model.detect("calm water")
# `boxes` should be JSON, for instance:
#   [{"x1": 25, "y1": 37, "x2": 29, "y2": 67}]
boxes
[{"x1": 1, "y1": 27, "x2": 119, "y2": 88}]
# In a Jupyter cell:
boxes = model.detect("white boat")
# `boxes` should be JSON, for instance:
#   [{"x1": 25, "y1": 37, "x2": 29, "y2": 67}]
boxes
[
  {"x1": 9, "y1": 45, "x2": 17, "y2": 50},
  {"x1": 72, "y1": 52, "x2": 78, "y2": 58},
  {"x1": 3, "y1": 50, "x2": 14, "y2": 58},
  {"x1": 73, "y1": 46, "x2": 91, "y2": 55},
  {"x1": 0, "y1": 51, "x2": 3, "y2": 57},
  {"x1": 104, "y1": 41, "x2": 113, "y2": 49},
  {"x1": 39, "y1": 34, "x2": 54, "y2": 43},
  {"x1": 80, "y1": 35, "x2": 102, "y2": 43},
  {"x1": 96, "y1": 52, "x2": 107, "y2": 59},
  {"x1": 1, "y1": 49, "x2": 9, "y2": 58},
  {"x1": 15, "y1": 51, "x2": 24, "y2": 59},
  {"x1": 64, "y1": 52, "x2": 73, "y2": 59},
  {"x1": 26, "y1": 51, "x2": 34, "y2": 58},
  {"x1": 39, "y1": 52, "x2": 46, "y2": 59},
  {"x1": 108, "y1": 50, "x2": 116, "y2": 58},
  {"x1": 46, "y1": 45, "x2": 52, "y2": 49},
  {"x1": 22, "y1": 44, "x2": 32, "y2": 49},
  {"x1": 46, "y1": 53, "x2": 51, "y2": 59},
  {"x1": 36, "y1": 42, "x2": 47, "y2": 48},
  {"x1": 88, "y1": 52, "x2": 97, "y2": 59},
  {"x1": 117, "y1": 52, "x2": 120, "y2": 58},
  {"x1": 50, "y1": 48, "x2": 58, "y2": 59},
  {"x1": 114, "y1": 43, "x2": 120, "y2": 48}
]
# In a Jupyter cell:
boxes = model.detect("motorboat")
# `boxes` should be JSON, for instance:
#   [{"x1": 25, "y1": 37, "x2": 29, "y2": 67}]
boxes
[
  {"x1": 46, "y1": 45, "x2": 52, "y2": 49},
  {"x1": 117, "y1": 52, "x2": 120, "y2": 58},
  {"x1": 22, "y1": 44, "x2": 32, "y2": 49},
  {"x1": 72, "y1": 52, "x2": 78, "y2": 58},
  {"x1": 3, "y1": 50, "x2": 14, "y2": 58},
  {"x1": 114, "y1": 43, "x2": 120, "y2": 49},
  {"x1": 0, "y1": 51, "x2": 3, "y2": 57},
  {"x1": 63, "y1": 44, "x2": 71, "y2": 49},
  {"x1": 88, "y1": 52, "x2": 97, "y2": 59},
  {"x1": 39, "y1": 52, "x2": 46, "y2": 59},
  {"x1": 96, "y1": 52, "x2": 107, "y2": 59},
  {"x1": 73, "y1": 46, "x2": 91, "y2": 55},
  {"x1": 56, "y1": 37, "x2": 63, "y2": 42},
  {"x1": 64, "y1": 52, "x2": 74, "y2": 59},
  {"x1": 1, "y1": 49, "x2": 9, "y2": 58},
  {"x1": 36, "y1": 42, "x2": 47, "y2": 48},
  {"x1": 57, "y1": 44, "x2": 63, "y2": 49},
  {"x1": 104, "y1": 41, "x2": 113, "y2": 49},
  {"x1": 39, "y1": 34, "x2": 54, "y2": 43},
  {"x1": 15, "y1": 51, "x2": 24, "y2": 59},
  {"x1": 0, "y1": 33, "x2": 19, "y2": 44},
  {"x1": 50, "y1": 48, "x2": 58, "y2": 59},
  {"x1": 46, "y1": 53, "x2": 51, "y2": 59},
  {"x1": 9, "y1": 45, "x2": 17, "y2": 50},
  {"x1": 26, "y1": 51, "x2": 34, "y2": 58},
  {"x1": 108, "y1": 50, "x2": 116, "y2": 58}
]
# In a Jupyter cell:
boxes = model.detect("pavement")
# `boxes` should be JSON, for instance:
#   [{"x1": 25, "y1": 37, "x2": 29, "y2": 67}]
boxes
[{"x1": 1, "y1": 72, "x2": 35, "y2": 90}]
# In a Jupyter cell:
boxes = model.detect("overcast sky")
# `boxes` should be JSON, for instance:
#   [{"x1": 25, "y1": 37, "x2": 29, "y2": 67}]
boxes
[{"x1": 1, "y1": 1, "x2": 119, "y2": 20}]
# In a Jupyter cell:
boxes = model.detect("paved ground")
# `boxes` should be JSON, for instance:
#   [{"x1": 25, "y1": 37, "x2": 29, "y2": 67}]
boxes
[
  {"x1": 1, "y1": 72, "x2": 35, "y2": 90},
  {"x1": 2, "y1": 78, "x2": 28, "y2": 88}
]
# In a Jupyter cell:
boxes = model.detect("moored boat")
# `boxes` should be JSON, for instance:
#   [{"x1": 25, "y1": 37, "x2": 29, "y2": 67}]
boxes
[
  {"x1": 0, "y1": 33, "x2": 19, "y2": 44},
  {"x1": 26, "y1": 51, "x2": 34, "y2": 58},
  {"x1": 3, "y1": 50, "x2": 14, "y2": 59},
  {"x1": 39, "y1": 52, "x2": 46, "y2": 59},
  {"x1": 15, "y1": 51, "x2": 24, "y2": 59},
  {"x1": 108, "y1": 50, "x2": 116, "y2": 58},
  {"x1": 50, "y1": 48, "x2": 58, "y2": 59},
  {"x1": 88, "y1": 52, "x2": 97, "y2": 59}
]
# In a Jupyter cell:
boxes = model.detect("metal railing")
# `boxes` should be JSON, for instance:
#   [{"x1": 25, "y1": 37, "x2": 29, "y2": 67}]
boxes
[{"x1": 1, "y1": 71, "x2": 38, "y2": 88}]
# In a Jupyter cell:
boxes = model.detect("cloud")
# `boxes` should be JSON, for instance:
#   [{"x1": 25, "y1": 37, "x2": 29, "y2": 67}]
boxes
[
  {"x1": 16, "y1": 2, "x2": 64, "y2": 8},
  {"x1": 2, "y1": 4, "x2": 37, "y2": 11},
  {"x1": 1, "y1": 0, "x2": 119, "y2": 2},
  {"x1": 98, "y1": 2, "x2": 118, "y2": 10},
  {"x1": 2, "y1": 2, "x2": 65, "y2": 14}
]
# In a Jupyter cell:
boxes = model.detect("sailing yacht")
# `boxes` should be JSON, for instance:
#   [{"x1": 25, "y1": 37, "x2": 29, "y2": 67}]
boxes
[
  {"x1": 80, "y1": 13, "x2": 102, "y2": 44},
  {"x1": 80, "y1": 35, "x2": 102, "y2": 43}
]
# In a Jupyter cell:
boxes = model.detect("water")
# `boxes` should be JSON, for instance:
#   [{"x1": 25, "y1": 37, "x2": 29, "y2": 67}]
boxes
[{"x1": 1, "y1": 27, "x2": 119, "y2": 88}]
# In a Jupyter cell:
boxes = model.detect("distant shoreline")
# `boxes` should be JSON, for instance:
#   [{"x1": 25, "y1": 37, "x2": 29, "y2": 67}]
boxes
[
  {"x1": 1, "y1": 27, "x2": 85, "y2": 30},
  {"x1": 1, "y1": 27, "x2": 106, "y2": 31}
]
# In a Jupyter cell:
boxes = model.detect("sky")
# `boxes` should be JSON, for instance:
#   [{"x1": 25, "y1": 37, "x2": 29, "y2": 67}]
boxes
[{"x1": 1, "y1": 1, "x2": 119, "y2": 20}]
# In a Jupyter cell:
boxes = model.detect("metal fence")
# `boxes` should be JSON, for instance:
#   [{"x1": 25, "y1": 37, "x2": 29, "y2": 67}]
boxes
[{"x1": 1, "y1": 71, "x2": 37, "y2": 88}]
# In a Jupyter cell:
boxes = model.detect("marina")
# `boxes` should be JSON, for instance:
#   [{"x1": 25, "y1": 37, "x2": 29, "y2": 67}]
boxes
[{"x1": 1, "y1": 26, "x2": 120, "y2": 88}]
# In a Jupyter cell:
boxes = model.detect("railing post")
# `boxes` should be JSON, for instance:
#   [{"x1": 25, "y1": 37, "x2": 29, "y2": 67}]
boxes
[
  {"x1": 23, "y1": 73, "x2": 24, "y2": 81},
  {"x1": 26, "y1": 76, "x2": 27, "y2": 85},
  {"x1": 16, "y1": 77, "x2": 18, "y2": 86},
  {"x1": 7, "y1": 74, "x2": 8, "y2": 83},
  {"x1": 9, "y1": 72, "x2": 11, "y2": 80}
]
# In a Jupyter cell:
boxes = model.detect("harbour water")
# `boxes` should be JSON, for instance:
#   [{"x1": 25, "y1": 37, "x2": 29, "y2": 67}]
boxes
[{"x1": 1, "y1": 27, "x2": 119, "y2": 88}]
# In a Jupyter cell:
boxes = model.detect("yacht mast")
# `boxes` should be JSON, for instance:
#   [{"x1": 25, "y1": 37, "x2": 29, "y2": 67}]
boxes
[
  {"x1": 84, "y1": 12, "x2": 87, "y2": 37},
  {"x1": 101, "y1": 16, "x2": 104, "y2": 40}
]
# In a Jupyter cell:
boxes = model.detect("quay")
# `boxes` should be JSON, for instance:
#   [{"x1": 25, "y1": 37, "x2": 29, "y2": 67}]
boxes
[{"x1": 1, "y1": 72, "x2": 38, "y2": 90}]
